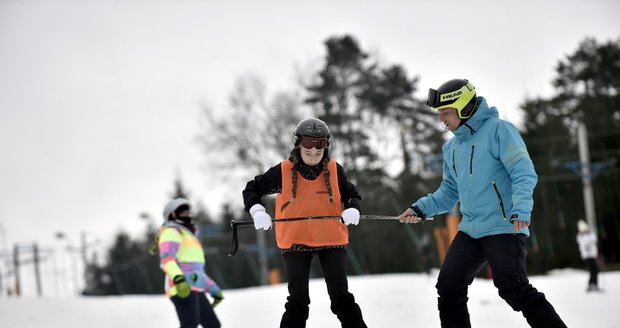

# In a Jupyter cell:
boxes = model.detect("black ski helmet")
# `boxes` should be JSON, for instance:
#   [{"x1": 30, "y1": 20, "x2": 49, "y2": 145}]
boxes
[
  {"x1": 293, "y1": 117, "x2": 330, "y2": 148},
  {"x1": 427, "y1": 79, "x2": 477, "y2": 119}
]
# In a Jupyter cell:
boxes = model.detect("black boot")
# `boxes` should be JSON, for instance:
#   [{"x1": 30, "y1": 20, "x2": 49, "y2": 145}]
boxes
[{"x1": 331, "y1": 293, "x2": 367, "y2": 328}]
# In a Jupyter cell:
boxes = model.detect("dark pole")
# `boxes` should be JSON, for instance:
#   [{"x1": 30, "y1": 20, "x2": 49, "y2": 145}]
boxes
[
  {"x1": 80, "y1": 231, "x2": 88, "y2": 268},
  {"x1": 13, "y1": 245, "x2": 20, "y2": 297},
  {"x1": 33, "y1": 243, "x2": 42, "y2": 297}
]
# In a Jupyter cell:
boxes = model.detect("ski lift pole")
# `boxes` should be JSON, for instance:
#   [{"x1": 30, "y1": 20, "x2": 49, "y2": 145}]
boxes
[{"x1": 227, "y1": 215, "x2": 431, "y2": 256}]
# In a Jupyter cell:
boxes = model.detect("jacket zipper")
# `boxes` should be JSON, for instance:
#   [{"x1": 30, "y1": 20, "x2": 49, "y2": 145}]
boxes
[
  {"x1": 452, "y1": 148, "x2": 458, "y2": 177},
  {"x1": 469, "y1": 144, "x2": 475, "y2": 176},
  {"x1": 492, "y1": 181, "x2": 507, "y2": 220}
]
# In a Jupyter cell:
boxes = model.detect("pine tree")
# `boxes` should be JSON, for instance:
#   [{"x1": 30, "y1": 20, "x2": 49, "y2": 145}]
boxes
[{"x1": 521, "y1": 37, "x2": 620, "y2": 272}]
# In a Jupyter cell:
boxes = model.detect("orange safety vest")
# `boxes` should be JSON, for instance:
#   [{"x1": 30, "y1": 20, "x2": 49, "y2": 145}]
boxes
[{"x1": 275, "y1": 159, "x2": 348, "y2": 249}]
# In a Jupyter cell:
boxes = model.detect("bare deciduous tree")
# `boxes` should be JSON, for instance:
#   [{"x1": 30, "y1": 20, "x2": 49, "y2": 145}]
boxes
[{"x1": 197, "y1": 74, "x2": 307, "y2": 180}]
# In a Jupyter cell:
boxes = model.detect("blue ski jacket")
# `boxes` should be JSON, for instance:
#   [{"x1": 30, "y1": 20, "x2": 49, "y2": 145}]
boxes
[{"x1": 413, "y1": 97, "x2": 537, "y2": 238}]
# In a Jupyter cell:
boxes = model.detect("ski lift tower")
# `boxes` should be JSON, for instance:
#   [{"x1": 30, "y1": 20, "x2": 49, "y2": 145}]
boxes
[{"x1": 578, "y1": 121, "x2": 597, "y2": 232}]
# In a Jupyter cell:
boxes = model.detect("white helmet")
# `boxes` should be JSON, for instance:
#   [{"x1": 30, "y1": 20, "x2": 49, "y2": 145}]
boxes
[
  {"x1": 163, "y1": 198, "x2": 191, "y2": 221},
  {"x1": 577, "y1": 220, "x2": 589, "y2": 233}
]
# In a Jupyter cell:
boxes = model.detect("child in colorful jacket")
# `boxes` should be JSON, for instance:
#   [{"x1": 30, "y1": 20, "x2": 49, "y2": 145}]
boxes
[
  {"x1": 243, "y1": 117, "x2": 367, "y2": 328},
  {"x1": 159, "y1": 198, "x2": 223, "y2": 328}
]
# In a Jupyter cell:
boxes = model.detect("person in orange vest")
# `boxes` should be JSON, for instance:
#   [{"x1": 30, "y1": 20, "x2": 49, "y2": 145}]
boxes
[
  {"x1": 243, "y1": 117, "x2": 367, "y2": 328},
  {"x1": 158, "y1": 198, "x2": 223, "y2": 328}
]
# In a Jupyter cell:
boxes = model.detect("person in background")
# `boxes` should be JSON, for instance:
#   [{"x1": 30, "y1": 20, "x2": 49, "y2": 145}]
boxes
[
  {"x1": 576, "y1": 219, "x2": 600, "y2": 292},
  {"x1": 399, "y1": 79, "x2": 566, "y2": 328},
  {"x1": 242, "y1": 117, "x2": 367, "y2": 328},
  {"x1": 158, "y1": 198, "x2": 223, "y2": 328}
]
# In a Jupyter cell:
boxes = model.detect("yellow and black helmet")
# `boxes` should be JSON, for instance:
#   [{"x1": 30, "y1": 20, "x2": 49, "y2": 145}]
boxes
[{"x1": 426, "y1": 79, "x2": 477, "y2": 119}]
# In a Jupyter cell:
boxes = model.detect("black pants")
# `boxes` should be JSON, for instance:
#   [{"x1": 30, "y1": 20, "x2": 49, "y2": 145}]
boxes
[
  {"x1": 280, "y1": 248, "x2": 367, "y2": 328},
  {"x1": 171, "y1": 291, "x2": 221, "y2": 328},
  {"x1": 436, "y1": 232, "x2": 566, "y2": 328},
  {"x1": 584, "y1": 257, "x2": 599, "y2": 286}
]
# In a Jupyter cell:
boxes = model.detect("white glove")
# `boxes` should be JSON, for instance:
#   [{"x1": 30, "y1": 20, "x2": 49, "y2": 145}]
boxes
[
  {"x1": 249, "y1": 204, "x2": 272, "y2": 230},
  {"x1": 341, "y1": 208, "x2": 360, "y2": 225}
]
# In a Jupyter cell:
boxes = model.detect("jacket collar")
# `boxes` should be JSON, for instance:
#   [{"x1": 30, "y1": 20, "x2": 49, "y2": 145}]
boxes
[
  {"x1": 452, "y1": 97, "x2": 498, "y2": 139},
  {"x1": 164, "y1": 221, "x2": 196, "y2": 234}
]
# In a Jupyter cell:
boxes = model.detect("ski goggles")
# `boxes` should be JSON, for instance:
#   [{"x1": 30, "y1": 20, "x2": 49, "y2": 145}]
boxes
[
  {"x1": 426, "y1": 82, "x2": 476, "y2": 111},
  {"x1": 299, "y1": 136, "x2": 329, "y2": 149}
]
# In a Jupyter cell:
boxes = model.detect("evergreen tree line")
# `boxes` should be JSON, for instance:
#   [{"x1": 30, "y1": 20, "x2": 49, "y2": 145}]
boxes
[{"x1": 83, "y1": 35, "x2": 620, "y2": 295}]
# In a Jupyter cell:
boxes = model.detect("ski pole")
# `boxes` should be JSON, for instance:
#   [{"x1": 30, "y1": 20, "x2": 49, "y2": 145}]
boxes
[
  {"x1": 227, "y1": 215, "x2": 432, "y2": 256},
  {"x1": 356, "y1": 215, "x2": 433, "y2": 222},
  {"x1": 228, "y1": 216, "x2": 341, "y2": 257}
]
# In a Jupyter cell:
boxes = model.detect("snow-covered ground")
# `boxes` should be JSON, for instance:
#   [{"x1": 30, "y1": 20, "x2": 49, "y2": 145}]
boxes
[{"x1": 1, "y1": 269, "x2": 617, "y2": 327}]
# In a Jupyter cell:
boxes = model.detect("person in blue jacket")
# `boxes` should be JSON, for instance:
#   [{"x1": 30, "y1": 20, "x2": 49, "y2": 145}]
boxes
[{"x1": 399, "y1": 79, "x2": 566, "y2": 328}]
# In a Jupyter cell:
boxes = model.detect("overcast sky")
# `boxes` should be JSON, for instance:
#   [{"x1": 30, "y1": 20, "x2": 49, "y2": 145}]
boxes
[{"x1": 0, "y1": 0, "x2": 618, "y2": 254}]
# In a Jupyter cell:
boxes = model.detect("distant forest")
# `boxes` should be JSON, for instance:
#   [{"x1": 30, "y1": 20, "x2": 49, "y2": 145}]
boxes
[{"x1": 83, "y1": 35, "x2": 620, "y2": 294}]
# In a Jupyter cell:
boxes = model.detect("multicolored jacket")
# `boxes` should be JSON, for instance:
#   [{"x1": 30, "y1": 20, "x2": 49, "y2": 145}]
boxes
[{"x1": 158, "y1": 222, "x2": 220, "y2": 297}]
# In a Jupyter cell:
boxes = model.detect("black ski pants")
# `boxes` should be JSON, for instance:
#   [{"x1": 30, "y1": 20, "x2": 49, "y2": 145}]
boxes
[
  {"x1": 436, "y1": 231, "x2": 566, "y2": 328},
  {"x1": 584, "y1": 257, "x2": 599, "y2": 286},
  {"x1": 280, "y1": 248, "x2": 367, "y2": 328},
  {"x1": 171, "y1": 291, "x2": 221, "y2": 328}
]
